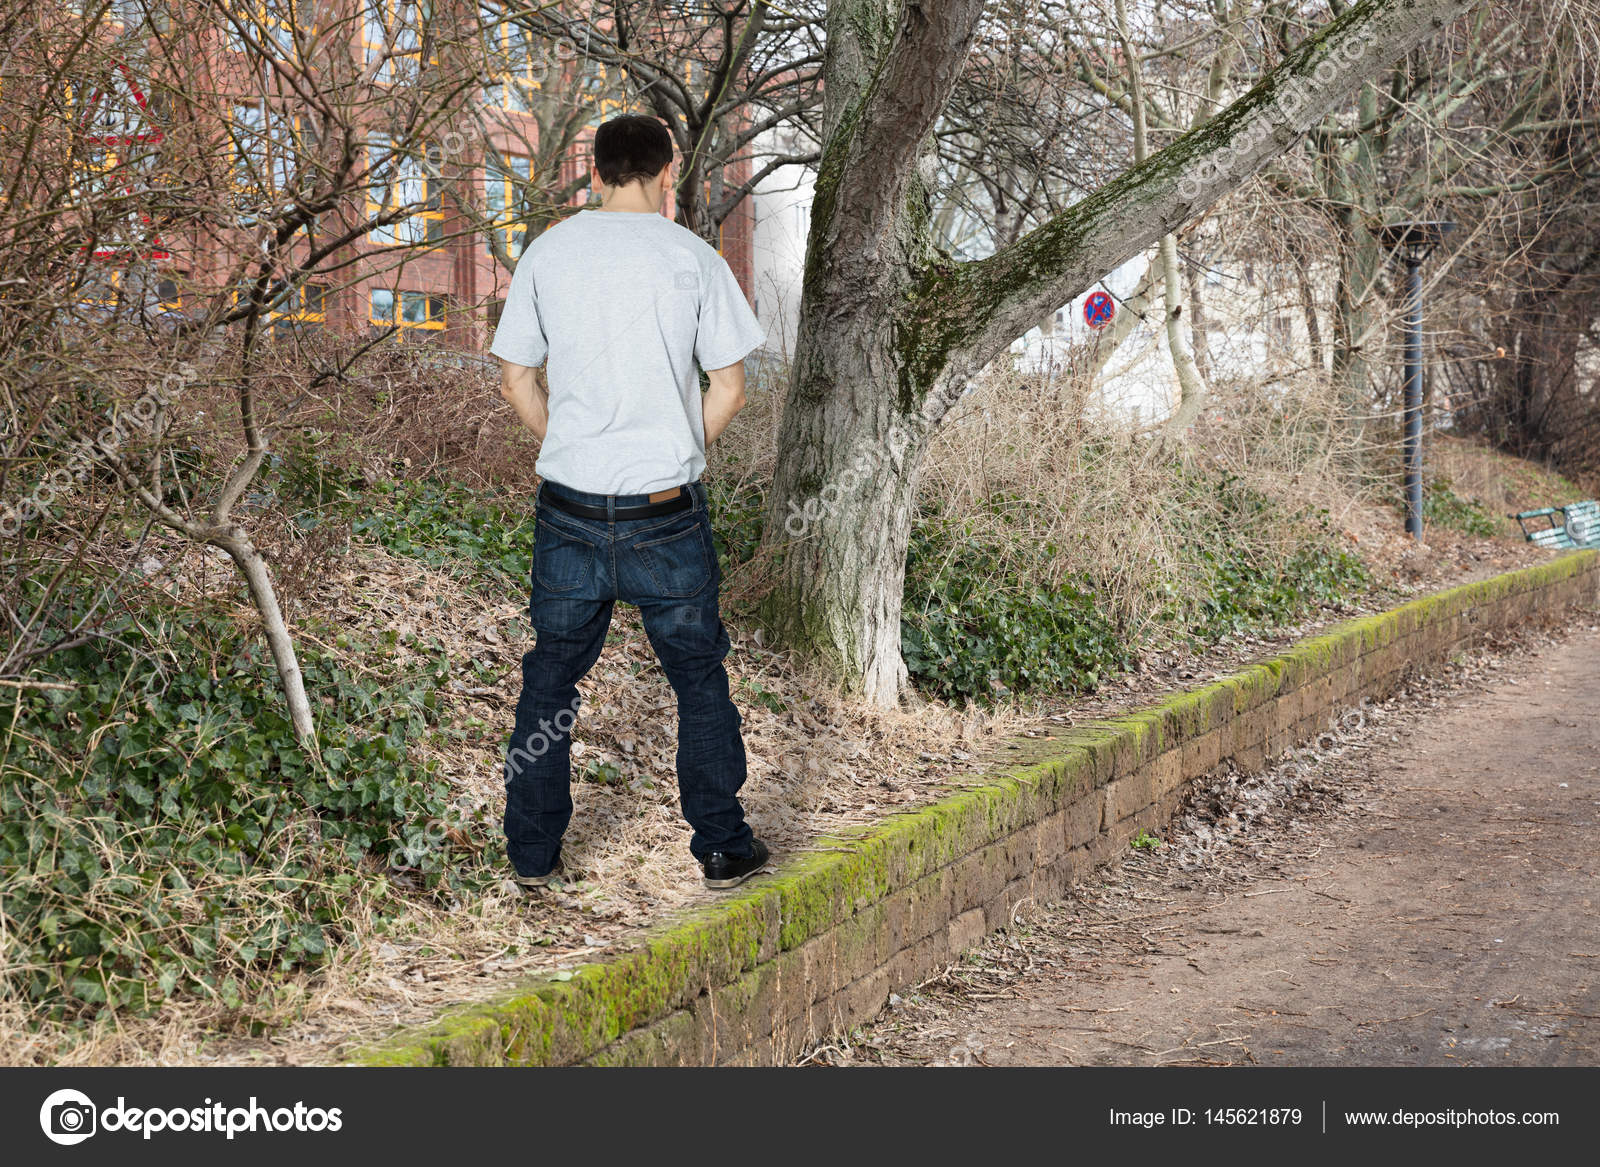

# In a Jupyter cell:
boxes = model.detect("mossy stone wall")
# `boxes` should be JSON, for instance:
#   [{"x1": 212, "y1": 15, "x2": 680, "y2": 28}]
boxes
[{"x1": 354, "y1": 551, "x2": 1598, "y2": 1067}]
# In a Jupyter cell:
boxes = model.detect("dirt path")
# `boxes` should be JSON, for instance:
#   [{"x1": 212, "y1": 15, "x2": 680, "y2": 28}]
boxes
[{"x1": 826, "y1": 624, "x2": 1600, "y2": 1067}]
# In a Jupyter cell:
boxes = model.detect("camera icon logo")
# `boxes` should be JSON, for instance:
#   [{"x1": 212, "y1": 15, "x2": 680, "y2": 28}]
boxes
[
  {"x1": 674, "y1": 270, "x2": 697, "y2": 291},
  {"x1": 39, "y1": 1088, "x2": 97, "y2": 1145}
]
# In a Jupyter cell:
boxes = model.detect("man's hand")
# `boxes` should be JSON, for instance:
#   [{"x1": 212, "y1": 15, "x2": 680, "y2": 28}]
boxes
[
  {"x1": 500, "y1": 359, "x2": 548, "y2": 441},
  {"x1": 702, "y1": 361, "x2": 747, "y2": 444}
]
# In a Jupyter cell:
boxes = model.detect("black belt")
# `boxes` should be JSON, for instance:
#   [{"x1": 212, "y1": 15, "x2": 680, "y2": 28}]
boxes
[{"x1": 539, "y1": 482, "x2": 693, "y2": 521}]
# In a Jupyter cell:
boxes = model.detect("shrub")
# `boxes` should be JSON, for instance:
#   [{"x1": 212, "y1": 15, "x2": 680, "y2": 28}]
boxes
[
  {"x1": 1180, "y1": 474, "x2": 1370, "y2": 641},
  {"x1": 901, "y1": 513, "x2": 1133, "y2": 704},
  {"x1": 350, "y1": 478, "x2": 537, "y2": 589},
  {"x1": 349, "y1": 475, "x2": 770, "y2": 595},
  {"x1": 1422, "y1": 477, "x2": 1499, "y2": 537},
  {"x1": 705, "y1": 478, "x2": 767, "y2": 577},
  {"x1": 686, "y1": 461, "x2": 1371, "y2": 705},
  {"x1": 0, "y1": 606, "x2": 485, "y2": 1021},
  {"x1": 1190, "y1": 539, "x2": 1370, "y2": 640}
]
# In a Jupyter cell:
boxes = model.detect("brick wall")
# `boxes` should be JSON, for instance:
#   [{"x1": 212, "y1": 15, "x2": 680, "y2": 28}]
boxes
[{"x1": 356, "y1": 551, "x2": 1599, "y2": 1067}]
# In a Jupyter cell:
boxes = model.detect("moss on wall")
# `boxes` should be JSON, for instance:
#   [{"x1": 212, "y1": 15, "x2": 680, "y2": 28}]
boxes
[{"x1": 351, "y1": 552, "x2": 1596, "y2": 1067}]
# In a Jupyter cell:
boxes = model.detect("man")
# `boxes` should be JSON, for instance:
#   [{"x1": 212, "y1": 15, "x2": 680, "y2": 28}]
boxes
[{"x1": 490, "y1": 113, "x2": 769, "y2": 892}]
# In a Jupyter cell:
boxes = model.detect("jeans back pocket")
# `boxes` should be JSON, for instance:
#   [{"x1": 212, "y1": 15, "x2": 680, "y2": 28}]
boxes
[
  {"x1": 533, "y1": 518, "x2": 596, "y2": 593},
  {"x1": 635, "y1": 520, "x2": 712, "y2": 598}
]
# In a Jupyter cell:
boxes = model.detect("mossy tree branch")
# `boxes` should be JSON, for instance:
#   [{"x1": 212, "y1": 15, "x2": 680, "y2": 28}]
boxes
[{"x1": 897, "y1": 0, "x2": 1478, "y2": 418}]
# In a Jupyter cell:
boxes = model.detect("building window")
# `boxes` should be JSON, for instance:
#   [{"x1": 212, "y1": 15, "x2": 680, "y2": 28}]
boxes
[
  {"x1": 71, "y1": 143, "x2": 120, "y2": 205},
  {"x1": 224, "y1": 2, "x2": 315, "y2": 57},
  {"x1": 74, "y1": 266, "x2": 188, "y2": 320},
  {"x1": 86, "y1": 1, "x2": 173, "y2": 33},
  {"x1": 485, "y1": 151, "x2": 530, "y2": 259},
  {"x1": 67, "y1": 67, "x2": 168, "y2": 260},
  {"x1": 480, "y1": 6, "x2": 543, "y2": 111},
  {"x1": 270, "y1": 282, "x2": 325, "y2": 336},
  {"x1": 155, "y1": 276, "x2": 183, "y2": 312},
  {"x1": 364, "y1": 0, "x2": 432, "y2": 84},
  {"x1": 232, "y1": 279, "x2": 327, "y2": 332},
  {"x1": 369, "y1": 287, "x2": 395, "y2": 325},
  {"x1": 371, "y1": 287, "x2": 445, "y2": 337},
  {"x1": 586, "y1": 59, "x2": 621, "y2": 118},
  {"x1": 65, "y1": 64, "x2": 158, "y2": 216},
  {"x1": 68, "y1": 68, "x2": 149, "y2": 139},
  {"x1": 367, "y1": 134, "x2": 442, "y2": 245},
  {"x1": 279, "y1": 282, "x2": 326, "y2": 321},
  {"x1": 231, "y1": 102, "x2": 302, "y2": 201}
]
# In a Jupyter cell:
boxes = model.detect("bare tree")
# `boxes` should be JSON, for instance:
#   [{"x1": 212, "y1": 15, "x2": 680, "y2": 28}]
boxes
[
  {"x1": 467, "y1": 4, "x2": 618, "y2": 272},
  {"x1": 510, "y1": 1, "x2": 826, "y2": 245},
  {"x1": 0, "y1": 1, "x2": 490, "y2": 740},
  {"x1": 758, "y1": 0, "x2": 1478, "y2": 707},
  {"x1": 1428, "y1": 2, "x2": 1600, "y2": 470}
]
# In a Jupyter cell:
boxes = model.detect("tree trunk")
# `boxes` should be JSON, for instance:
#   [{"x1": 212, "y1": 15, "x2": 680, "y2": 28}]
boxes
[
  {"x1": 761, "y1": 336, "x2": 923, "y2": 705},
  {"x1": 1332, "y1": 208, "x2": 1383, "y2": 421},
  {"x1": 756, "y1": 0, "x2": 978, "y2": 707},
  {"x1": 762, "y1": 0, "x2": 1477, "y2": 707},
  {"x1": 1184, "y1": 243, "x2": 1215, "y2": 383},
  {"x1": 220, "y1": 532, "x2": 318, "y2": 746},
  {"x1": 1115, "y1": 0, "x2": 1209, "y2": 433},
  {"x1": 1292, "y1": 236, "x2": 1327, "y2": 371},
  {"x1": 1160, "y1": 232, "x2": 1210, "y2": 433},
  {"x1": 1330, "y1": 80, "x2": 1384, "y2": 424}
]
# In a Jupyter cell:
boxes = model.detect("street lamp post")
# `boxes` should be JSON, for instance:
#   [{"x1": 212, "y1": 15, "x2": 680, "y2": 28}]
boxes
[{"x1": 1378, "y1": 221, "x2": 1455, "y2": 541}]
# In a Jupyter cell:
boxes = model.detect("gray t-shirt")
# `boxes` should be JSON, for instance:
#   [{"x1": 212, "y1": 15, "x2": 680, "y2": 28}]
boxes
[{"x1": 489, "y1": 208, "x2": 767, "y2": 496}]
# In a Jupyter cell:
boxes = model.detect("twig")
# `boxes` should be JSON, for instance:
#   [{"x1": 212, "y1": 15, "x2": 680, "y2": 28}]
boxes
[
  {"x1": 1358, "y1": 1008, "x2": 1434, "y2": 1026},
  {"x1": 1054, "y1": 1005, "x2": 1129, "y2": 1014}
]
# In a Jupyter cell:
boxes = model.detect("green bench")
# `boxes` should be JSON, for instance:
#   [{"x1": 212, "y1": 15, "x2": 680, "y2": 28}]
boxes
[{"x1": 1512, "y1": 500, "x2": 1600, "y2": 549}]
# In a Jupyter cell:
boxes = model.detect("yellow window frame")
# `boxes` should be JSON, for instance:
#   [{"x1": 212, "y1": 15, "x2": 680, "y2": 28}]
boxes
[
  {"x1": 364, "y1": 0, "x2": 436, "y2": 84},
  {"x1": 79, "y1": 266, "x2": 184, "y2": 313},
  {"x1": 230, "y1": 102, "x2": 305, "y2": 202},
  {"x1": 370, "y1": 287, "x2": 446, "y2": 338},
  {"x1": 71, "y1": 141, "x2": 121, "y2": 205},
  {"x1": 484, "y1": 150, "x2": 529, "y2": 259},
  {"x1": 231, "y1": 279, "x2": 328, "y2": 325},
  {"x1": 480, "y1": 6, "x2": 544, "y2": 111},
  {"x1": 224, "y1": 1, "x2": 316, "y2": 57},
  {"x1": 366, "y1": 134, "x2": 443, "y2": 246}
]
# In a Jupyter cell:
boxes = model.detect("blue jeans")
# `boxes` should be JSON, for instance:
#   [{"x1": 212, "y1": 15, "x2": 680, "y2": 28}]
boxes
[{"x1": 503, "y1": 477, "x2": 753, "y2": 876}]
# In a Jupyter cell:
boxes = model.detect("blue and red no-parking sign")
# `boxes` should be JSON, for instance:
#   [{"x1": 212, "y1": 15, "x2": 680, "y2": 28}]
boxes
[{"x1": 1083, "y1": 290, "x2": 1116, "y2": 329}]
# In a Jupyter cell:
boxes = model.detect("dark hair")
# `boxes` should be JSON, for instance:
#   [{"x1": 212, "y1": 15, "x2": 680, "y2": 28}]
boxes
[{"x1": 593, "y1": 114, "x2": 672, "y2": 188}]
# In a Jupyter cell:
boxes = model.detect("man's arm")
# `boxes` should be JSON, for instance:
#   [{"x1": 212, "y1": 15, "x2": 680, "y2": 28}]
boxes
[
  {"x1": 500, "y1": 359, "x2": 549, "y2": 441},
  {"x1": 702, "y1": 361, "x2": 747, "y2": 444}
]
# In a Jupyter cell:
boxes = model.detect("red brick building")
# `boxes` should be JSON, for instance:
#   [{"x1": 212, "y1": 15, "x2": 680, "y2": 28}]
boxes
[{"x1": 70, "y1": 1, "x2": 756, "y2": 352}]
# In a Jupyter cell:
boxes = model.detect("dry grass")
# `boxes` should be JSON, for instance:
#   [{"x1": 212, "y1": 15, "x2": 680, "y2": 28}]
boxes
[
  {"x1": 912, "y1": 363, "x2": 1373, "y2": 638},
  {"x1": 1429, "y1": 434, "x2": 1594, "y2": 525},
  {"x1": 3, "y1": 353, "x2": 1565, "y2": 1067},
  {"x1": 0, "y1": 532, "x2": 1027, "y2": 1066}
]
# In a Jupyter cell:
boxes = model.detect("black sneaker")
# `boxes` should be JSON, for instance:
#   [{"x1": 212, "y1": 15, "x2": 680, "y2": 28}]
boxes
[
  {"x1": 701, "y1": 838, "x2": 770, "y2": 889},
  {"x1": 512, "y1": 855, "x2": 567, "y2": 893}
]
